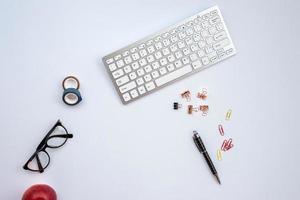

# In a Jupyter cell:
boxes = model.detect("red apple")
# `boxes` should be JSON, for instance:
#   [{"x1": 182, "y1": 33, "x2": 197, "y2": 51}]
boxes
[{"x1": 22, "y1": 184, "x2": 57, "y2": 200}]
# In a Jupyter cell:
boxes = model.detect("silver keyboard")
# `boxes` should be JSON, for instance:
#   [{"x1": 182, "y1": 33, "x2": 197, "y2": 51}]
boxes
[{"x1": 102, "y1": 5, "x2": 236, "y2": 104}]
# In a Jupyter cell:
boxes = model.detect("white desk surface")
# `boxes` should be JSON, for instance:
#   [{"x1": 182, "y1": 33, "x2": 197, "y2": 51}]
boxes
[{"x1": 1, "y1": 0, "x2": 300, "y2": 199}]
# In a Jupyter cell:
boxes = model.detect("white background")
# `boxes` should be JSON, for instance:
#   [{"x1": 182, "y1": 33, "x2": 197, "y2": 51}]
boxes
[{"x1": 1, "y1": 0, "x2": 300, "y2": 199}]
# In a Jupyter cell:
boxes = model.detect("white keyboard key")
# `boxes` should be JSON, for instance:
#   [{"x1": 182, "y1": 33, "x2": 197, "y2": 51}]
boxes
[
  {"x1": 170, "y1": 44, "x2": 178, "y2": 52},
  {"x1": 154, "y1": 51, "x2": 163, "y2": 59},
  {"x1": 159, "y1": 67, "x2": 167, "y2": 75},
  {"x1": 139, "y1": 49, "x2": 147, "y2": 57},
  {"x1": 155, "y1": 65, "x2": 192, "y2": 86},
  {"x1": 137, "y1": 68, "x2": 145, "y2": 76},
  {"x1": 174, "y1": 60, "x2": 183, "y2": 68},
  {"x1": 167, "y1": 64, "x2": 175, "y2": 71},
  {"x1": 124, "y1": 56, "x2": 132, "y2": 64},
  {"x1": 144, "y1": 74, "x2": 152, "y2": 82},
  {"x1": 170, "y1": 35, "x2": 178, "y2": 42},
  {"x1": 190, "y1": 53, "x2": 198, "y2": 61},
  {"x1": 201, "y1": 30, "x2": 209, "y2": 37},
  {"x1": 198, "y1": 50, "x2": 205, "y2": 57},
  {"x1": 122, "y1": 93, "x2": 131, "y2": 102},
  {"x1": 183, "y1": 48, "x2": 191, "y2": 55},
  {"x1": 175, "y1": 51, "x2": 183, "y2": 59},
  {"x1": 163, "y1": 39, "x2": 170, "y2": 46},
  {"x1": 155, "y1": 42, "x2": 163, "y2": 50},
  {"x1": 122, "y1": 51, "x2": 129, "y2": 56},
  {"x1": 131, "y1": 62, "x2": 139, "y2": 70},
  {"x1": 144, "y1": 65, "x2": 152, "y2": 73},
  {"x1": 159, "y1": 58, "x2": 168, "y2": 66},
  {"x1": 116, "y1": 75, "x2": 129, "y2": 86},
  {"x1": 116, "y1": 60, "x2": 125, "y2": 68},
  {"x1": 201, "y1": 57, "x2": 210, "y2": 65},
  {"x1": 213, "y1": 39, "x2": 230, "y2": 50},
  {"x1": 210, "y1": 15, "x2": 220, "y2": 24},
  {"x1": 108, "y1": 63, "x2": 117, "y2": 71},
  {"x1": 139, "y1": 58, "x2": 147, "y2": 66},
  {"x1": 138, "y1": 86, "x2": 146, "y2": 94},
  {"x1": 206, "y1": 37, "x2": 214, "y2": 44},
  {"x1": 124, "y1": 65, "x2": 132, "y2": 73},
  {"x1": 132, "y1": 53, "x2": 140, "y2": 60},
  {"x1": 185, "y1": 37, "x2": 193, "y2": 45},
  {"x1": 182, "y1": 57, "x2": 190, "y2": 64},
  {"x1": 151, "y1": 71, "x2": 160, "y2": 78},
  {"x1": 198, "y1": 40, "x2": 206, "y2": 48},
  {"x1": 162, "y1": 48, "x2": 170, "y2": 56},
  {"x1": 152, "y1": 62, "x2": 160, "y2": 69},
  {"x1": 147, "y1": 55, "x2": 155, "y2": 63},
  {"x1": 214, "y1": 31, "x2": 227, "y2": 41},
  {"x1": 192, "y1": 60, "x2": 202, "y2": 69},
  {"x1": 145, "y1": 81, "x2": 156, "y2": 91},
  {"x1": 130, "y1": 89, "x2": 139, "y2": 98},
  {"x1": 147, "y1": 46, "x2": 155, "y2": 53},
  {"x1": 139, "y1": 43, "x2": 146, "y2": 49},
  {"x1": 190, "y1": 44, "x2": 199, "y2": 52},
  {"x1": 167, "y1": 55, "x2": 175, "y2": 62},
  {"x1": 178, "y1": 41, "x2": 185, "y2": 48},
  {"x1": 119, "y1": 81, "x2": 137, "y2": 93},
  {"x1": 129, "y1": 72, "x2": 137, "y2": 80},
  {"x1": 209, "y1": 26, "x2": 217, "y2": 35},
  {"x1": 136, "y1": 77, "x2": 144, "y2": 85},
  {"x1": 106, "y1": 58, "x2": 114, "y2": 64},
  {"x1": 114, "y1": 54, "x2": 122, "y2": 60},
  {"x1": 130, "y1": 47, "x2": 138, "y2": 53},
  {"x1": 112, "y1": 69, "x2": 124, "y2": 79}
]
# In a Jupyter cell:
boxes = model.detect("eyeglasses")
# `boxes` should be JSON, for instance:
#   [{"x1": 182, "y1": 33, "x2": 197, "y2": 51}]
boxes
[{"x1": 23, "y1": 120, "x2": 73, "y2": 173}]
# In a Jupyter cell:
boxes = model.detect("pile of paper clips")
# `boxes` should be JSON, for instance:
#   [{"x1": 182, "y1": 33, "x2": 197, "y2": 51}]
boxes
[
  {"x1": 173, "y1": 88, "x2": 209, "y2": 116},
  {"x1": 216, "y1": 109, "x2": 234, "y2": 161}
]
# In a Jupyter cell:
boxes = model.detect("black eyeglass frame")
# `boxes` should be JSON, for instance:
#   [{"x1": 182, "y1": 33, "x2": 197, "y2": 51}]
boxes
[{"x1": 23, "y1": 120, "x2": 73, "y2": 173}]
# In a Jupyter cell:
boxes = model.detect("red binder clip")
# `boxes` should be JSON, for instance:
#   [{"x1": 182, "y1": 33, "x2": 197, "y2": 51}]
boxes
[
  {"x1": 221, "y1": 138, "x2": 234, "y2": 151},
  {"x1": 218, "y1": 124, "x2": 224, "y2": 136},
  {"x1": 197, "y1": 88, "x2": 207, "y2": 100},
  {"x1": 199, "y1": 105, "x2": 209, "y2": 116},
  {"x1": 188, "y1": 105, "x2": 199, "y2": 114},
  {"x1": 181, "y1": 90, "x2": 191, "y2": 101}
]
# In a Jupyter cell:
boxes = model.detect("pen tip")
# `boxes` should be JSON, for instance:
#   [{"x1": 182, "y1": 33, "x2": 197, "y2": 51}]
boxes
[{"x1": 215, "y1": 174, "x2": 221, "y2": 185}]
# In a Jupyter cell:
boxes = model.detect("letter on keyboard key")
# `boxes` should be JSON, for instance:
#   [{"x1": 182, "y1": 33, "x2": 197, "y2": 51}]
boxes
[
  {"x1": 155, "y1": 65, "x2": 192, "y2": 87},
  {"x1": 119, "y1": 81, "x2": 137, "y2": 93},
  {"x1": 145, "y1": 81, "x2": 156, "y2": 91}
]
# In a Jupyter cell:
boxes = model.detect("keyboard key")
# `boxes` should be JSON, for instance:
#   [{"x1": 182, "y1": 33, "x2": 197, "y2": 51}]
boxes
[
  {"x1": 190, "y1": 53, "x2": 198, "y2": 61},
  {"x1": 167, "y1": 64, "x2": 175, "y2": 71},
  {"x1": 138, "y1": 86, "x2": 146, "y2": 94},
  {"x1": 132, "y1": 53, "x2": 140, "y2": 60},
  {"x1": 155, "y1": 42, "x2": 163, "y2": 50},
  {"x1": 139, "y1": 58, "x2": 147, "y2": 66},
  {"x1": 139, "y1": 49, "x2": 147, "y2": 57},
  {"x1": 130, "y1": 89, "x2": 139, "y2": 98},
  {"x1": 154, "y1": 51, "x2": 163, "y2": 59},
  {"x1": 214, "y1": 31, "x2": 227, "y2": 41},
  {"x1": 170, "y1": 44, "x2": 178, "y2": 52},
  {"x1": 144, "y1": 74, "x2": 152, "y2": 82},
  {"x1": 159, "y1": 67, "x2": 167, "y2": 75},
  {"x1": 178, "y1": 41, "x2": 185, "y2": 48},
  {"x1": 210, "y1": 15, "x2": 220, "y2": 24},
  {"x1": 116, "y1": 60, "x2": 125, "y2": 68},
  {"x1": 162, "y1": 48, "x2": 170, "y2": 56},
  {"x1": 152, "y1": 62, "x2": 160, "y2": 69},
  {"x1": 137, "y1": 68, "x2": 145, "y2": 76},
  {"x1": 124, "y1": 65, "x2": 132, "y2": 73},
  {"x1": 131, "y1": 62, "x2": 139, "y2": 70},
  {"x1": 175, "y1": 51, "x2": 183, "y2": 59},
  {"x1": 151, "y1": 71, "x2": 160, "y2": 78},
  {"x1": 112, "y1": 69, "x2": 124, "y2": 79},
  {"x1": 183, "y1": 48, "x2": 191, "y2": 55},
  {"x1": 145, "y1": 81, "x2": 156, "y2": 91},
  {"x1": 182, "y1": 57, "x2": 190, "y2": 64},
  {"x1": 147, "y1": 55, "x2": 155, "y2": 63},
  {"x1": 136, "y1": 77, "x2": 144, "y2": 85},
  {"x1": 147, "y1": 46, "x2": 155, "y2": 53},
  {"x1": 106, "y1": 58, "x2": 114, "y2": 64},
  {"x1": 114, "y1": 54, "x2": 122, "y2": 60},
  {"x1": 167, "y1": 55, "x2": 175, "y2": 62},
  {"x1": 155, "y1": 65, "x2": 192, "y2": 86},
  {"x1": 119, "y1": 81, "x2": 136, "y2": 93},
  {"x1": 192, "y1": 60, "x2": 202, "y2": 69},
  {"x1": 159, "y1": 58, "x2": 168, "y2": 66},
  {"x1": 129, "y1": 72, "x2": 137, "y2": 80},
  {"x1": 174, "y1": 60, "x2": 183, "y2": 68},
  {"x1": 124, "y1": 56, "x2": 132, "y2": 64},
  {"x1": 122, "y1": 51, "x2": 129, "y2": 56},
  {"x1": 144, "y1": 65, "x2": 152, "y2": 73},
  {"x1": 122, "y1": 93, "x2": 131, "y2": 102},
  {"x1": 108, "y1": 63, "x2": 117, "y2": 71},
  {"x1": 116, "y1": 75, "x2": 129, "y2": 86},
  {"x1": 213, "y1": 39, "x2": 230, "y2": 50},
  {"x1": 201, "y1": 57, "x2": 210, "y2": 65}
]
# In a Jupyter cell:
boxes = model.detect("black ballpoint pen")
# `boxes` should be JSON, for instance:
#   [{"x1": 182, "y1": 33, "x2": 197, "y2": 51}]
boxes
[{"x1": 193, "y1": 131, "x2": 221, "y2": 184}]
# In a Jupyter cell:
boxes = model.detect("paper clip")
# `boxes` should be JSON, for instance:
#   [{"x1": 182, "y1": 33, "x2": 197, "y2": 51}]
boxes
[
  {"x1": 217, "y1": 149, "x2": 222, "y2": 161},
  {"x1": 173, "y1": 102, "x2": 182, "y2": 110},
  {"x1": 218, "y1": 124, "x2": 224, "y2": 136},
  {"x1": 221, "y1": 138, "x2": 234, "y2": 151},
  {"x1": 199, "y1": 105, "x2": 209, "y2": 116},
  {"x1": 197, "y1": 88, "x2": 207, "y2": 100},
  {"x1": 181, "y1": 90, "x2": 191, "y2": 101},
  {"x1": 225, "y1": 109, "x2": 232, "y2": 120},
  {"x1": 188, "y1": 105, "x2": 199, "y2": 114}
]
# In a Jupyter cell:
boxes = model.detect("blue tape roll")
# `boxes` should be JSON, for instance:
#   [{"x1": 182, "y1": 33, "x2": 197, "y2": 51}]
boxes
[{"x1": 62, "y1": 88, "x2": 82, "y2": 106}]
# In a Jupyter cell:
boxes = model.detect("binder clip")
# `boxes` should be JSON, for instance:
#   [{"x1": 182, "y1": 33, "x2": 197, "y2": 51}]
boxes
[
  {"x1": 226, "y1": 109, "x2": 232, "y2": 120},
  {"x1": 218, "y1": 124, "x2": 224, "y2": 136},
  {"x1": 217, "y1": 149, "x2": 222, "y2": 161},
  {"x1": 181, "y1": 90, "x2": 191, "y2": 101},
  {"x1": 221, "y1": 138, "x2": 234, "y2": 151},
  {"x1": 199, "y1": 105, "x2": 209, "y2": 116},
  {"x1": 188, "y1": 105, "x2": 199, "y2": 114},
  {"x1": 197, "y1": 88, "x2": 207, "y2": 100},
  {"x1": 173, "y1": 102, "x2": 182, "y2": 110}
]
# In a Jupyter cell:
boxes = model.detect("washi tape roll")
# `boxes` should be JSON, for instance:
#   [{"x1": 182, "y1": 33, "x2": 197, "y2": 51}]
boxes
[
  {"x1": 62, "y1": 88, "x2": 82, "y2": 106},
  {"x1": 62, "y1": 76, "x2": 80, "y2": 90}
]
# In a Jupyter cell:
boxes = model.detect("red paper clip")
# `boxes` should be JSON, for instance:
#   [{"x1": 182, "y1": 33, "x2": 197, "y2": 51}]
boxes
[
  {"x1": 181, "y1": 90, "x2": 191, "y2": 101},
  {"x1": 188, "y1": 105, "x2": 199, "y2": 114},
  {"x1": 221, "y1": 138, "x2": 234, "y2": 151},
  {"x1": 197, "y1": 88, "x2": 207, "y2": 100},
  {"x1": 218, "y1": 124, "x2": 224, "y2": 136},
  {"x1": 199, "y1": 105, "x2": 209, "y2": 116}
]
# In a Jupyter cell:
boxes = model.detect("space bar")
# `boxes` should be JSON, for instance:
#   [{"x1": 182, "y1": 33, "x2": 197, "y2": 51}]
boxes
[{"x1": 155, "y1": 65, "x2": 192, "y2": 87}]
